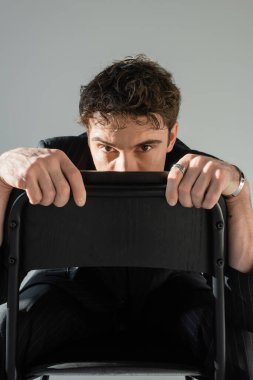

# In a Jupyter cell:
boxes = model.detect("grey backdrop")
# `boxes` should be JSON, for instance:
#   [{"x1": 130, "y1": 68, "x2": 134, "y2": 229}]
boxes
[{"x1": 1, "y1": 1, "x2": 252, "y2": 379}]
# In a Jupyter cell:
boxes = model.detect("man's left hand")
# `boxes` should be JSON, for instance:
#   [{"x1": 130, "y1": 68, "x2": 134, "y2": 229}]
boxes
[{"x1": 166, "y1": 154, "x2": 240, "y2": 208}]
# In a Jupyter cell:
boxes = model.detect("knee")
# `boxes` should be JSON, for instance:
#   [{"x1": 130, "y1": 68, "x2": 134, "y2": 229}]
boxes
[
  {"x1": 177, "y1": 305, "x2": 215, "y2": 362},
  {"x1": 0, "y1": 283, "x2": 52, "y2": 337},
  {"x1": 18, "y1": 283, "x2": 52, "y2": 313}
]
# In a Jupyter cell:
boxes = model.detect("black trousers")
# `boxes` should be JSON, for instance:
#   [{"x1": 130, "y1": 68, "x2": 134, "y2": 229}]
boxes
[{"x1": 0, "y1": 267, "x2": 252, "y2": 379}]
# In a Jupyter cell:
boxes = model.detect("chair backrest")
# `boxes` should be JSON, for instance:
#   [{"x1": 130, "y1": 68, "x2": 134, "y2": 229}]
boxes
[
  {"x1": 8, "y1": 171, "x2": 226, "y2": 272},
  {"x1": 5, "y1": 171, "x2": 227, "y2": 380}
]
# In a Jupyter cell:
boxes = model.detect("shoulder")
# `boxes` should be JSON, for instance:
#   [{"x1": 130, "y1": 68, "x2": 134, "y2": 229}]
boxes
[
  {"x1": 165, "y1": 138, "x2": 219, "y2": 170},
  {"x1": 38, "y1": 132, "x2": 87, "y2": 153},
  {"x1": 38, "y1": 132, "x2": 95, "y2": 169}
]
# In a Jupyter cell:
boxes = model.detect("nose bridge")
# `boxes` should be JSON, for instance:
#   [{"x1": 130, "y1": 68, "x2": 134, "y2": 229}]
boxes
[{"x1": 116, "y1": 151, "x2": 136, "y2": 171}]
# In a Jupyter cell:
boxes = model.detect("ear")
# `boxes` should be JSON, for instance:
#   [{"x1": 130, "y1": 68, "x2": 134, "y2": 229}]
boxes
[{"x1": 166, "y1": 122, "x2": 179, "y2": 153}]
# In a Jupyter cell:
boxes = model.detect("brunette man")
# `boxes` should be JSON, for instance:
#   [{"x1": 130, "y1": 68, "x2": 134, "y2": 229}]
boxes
[{"x1": 0, "y1": 56, "x2": 252, "y2": 379}]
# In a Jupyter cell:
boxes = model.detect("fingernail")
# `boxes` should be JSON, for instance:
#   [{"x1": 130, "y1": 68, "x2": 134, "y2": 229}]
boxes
[
  {"x1": 76, "y1": 197, "x2": 86, "y2": 207},
  {"x1": 166, "y1": 196, "x2": 176, "y2": 206}
]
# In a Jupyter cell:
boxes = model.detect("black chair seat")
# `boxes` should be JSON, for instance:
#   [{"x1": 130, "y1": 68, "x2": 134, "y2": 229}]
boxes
[
  {"x1": 23, "y1": 333, "x2": 204, "y2": 379},
  {"x1": 25, "y1": 361, "x2": 203, "y2": 378}
]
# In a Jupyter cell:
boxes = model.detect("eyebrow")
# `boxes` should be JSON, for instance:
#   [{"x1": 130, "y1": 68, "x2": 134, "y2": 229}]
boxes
[{"x1": 91, "y1": 137, "x2": 163, "y2": 147}]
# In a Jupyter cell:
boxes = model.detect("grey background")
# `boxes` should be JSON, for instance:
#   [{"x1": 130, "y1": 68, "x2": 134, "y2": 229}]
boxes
[{"x1": 1, "y1": 1, "x2": 252, "y2": 379}]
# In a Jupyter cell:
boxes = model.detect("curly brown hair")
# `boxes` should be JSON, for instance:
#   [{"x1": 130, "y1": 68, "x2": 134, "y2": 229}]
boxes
[{"x1": 79, "y1": 54, "x2": 181, "y2": 131}]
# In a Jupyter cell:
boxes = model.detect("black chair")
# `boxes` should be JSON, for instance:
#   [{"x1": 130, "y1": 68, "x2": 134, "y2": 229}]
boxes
[{"x1": 5, "y1": 171, "x2": 227, "y2": 380}]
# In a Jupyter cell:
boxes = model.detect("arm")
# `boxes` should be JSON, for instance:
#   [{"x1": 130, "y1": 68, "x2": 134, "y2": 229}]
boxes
[
  {"x1": 165, "y1": 154, "x2": 253, "y2": 273},
  {"x1": 225, "y1": 181, "x2": 253, "y2": 273},
  {"x1": 224, "y1": 183, "x2": 253, "y2": 331},
  {"x1": 0, "y1": 147, "x2": 86, "y2": 248},
  {"x1": 166, "y1": 155, "x2": 253, "y2": 331},
  {"x1": 0, "y1": 145, "x2": 86, "y2": 304}
]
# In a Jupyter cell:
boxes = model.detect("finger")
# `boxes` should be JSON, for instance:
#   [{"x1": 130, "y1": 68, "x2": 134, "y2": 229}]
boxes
[
  {"x1": 166, "y1": 156, "x2": 192, "y2": 206},
  {"x1": 189, "y1": 161, "x2": 215, "y2": 208},
  {"x1": 177, "y1": 155, "x2": 216, "y2": 208},
  {"x1": 48, "y1": 168, "x2": 71, "y2": 207},
  {"x1": 60, "y1": 160, "x2": 86, "y2": 206},
  {"x1": 202, "y1": 170, "x2": 225, "y2": 209},
  {"x1": 190, "y1": 173, "x2": 211, "y2": 208},
  {"x1": 25, "y1": 179, "x2": 43, "y2": 205},
  {"x1": 37, "y1": 169, "x2": 57, "y2": 206},
  {"x1": 178, "y1": 166, "x2": 201, "y2": 208},
  {"x1": 181, "y1": 158, "x2": 227, "y2": 208}
]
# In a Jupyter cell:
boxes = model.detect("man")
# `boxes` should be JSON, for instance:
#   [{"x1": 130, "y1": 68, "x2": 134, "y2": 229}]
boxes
[{"x1": 0, "y1": 55, "x2": 253, "y2": 379}]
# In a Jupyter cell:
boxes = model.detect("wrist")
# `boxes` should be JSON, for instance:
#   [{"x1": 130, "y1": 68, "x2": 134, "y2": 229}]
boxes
[
  {"x1": 223, "y1": 165, "x2": 246, "y2": 199},
  {"x1": 225, "y1": 179, "x2": 251, "y2": 205}
]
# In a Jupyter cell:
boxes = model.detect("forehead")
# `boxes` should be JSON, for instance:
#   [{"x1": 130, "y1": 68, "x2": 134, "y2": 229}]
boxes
[{"x1": 88, "y1": 114, "x2": 168, "y2": 145}]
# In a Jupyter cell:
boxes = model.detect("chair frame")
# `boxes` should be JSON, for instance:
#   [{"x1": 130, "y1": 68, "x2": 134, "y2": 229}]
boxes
[{"x1": 4, "y1": 171, "x2": 226, "y2": 380}]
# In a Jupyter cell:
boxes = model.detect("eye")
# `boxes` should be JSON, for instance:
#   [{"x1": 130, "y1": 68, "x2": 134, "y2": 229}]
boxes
[
  {"x1": 140, "y1": 144, "x2": 152, "y2": 152},
  {"x1": 99, "y1": 145, "x2": 115, "y2": 153}
]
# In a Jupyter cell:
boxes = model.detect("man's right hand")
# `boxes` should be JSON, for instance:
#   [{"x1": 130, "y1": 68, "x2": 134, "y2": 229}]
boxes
[{"x1": 0, "y1": 148, "x2": 86, "y2": 207}]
